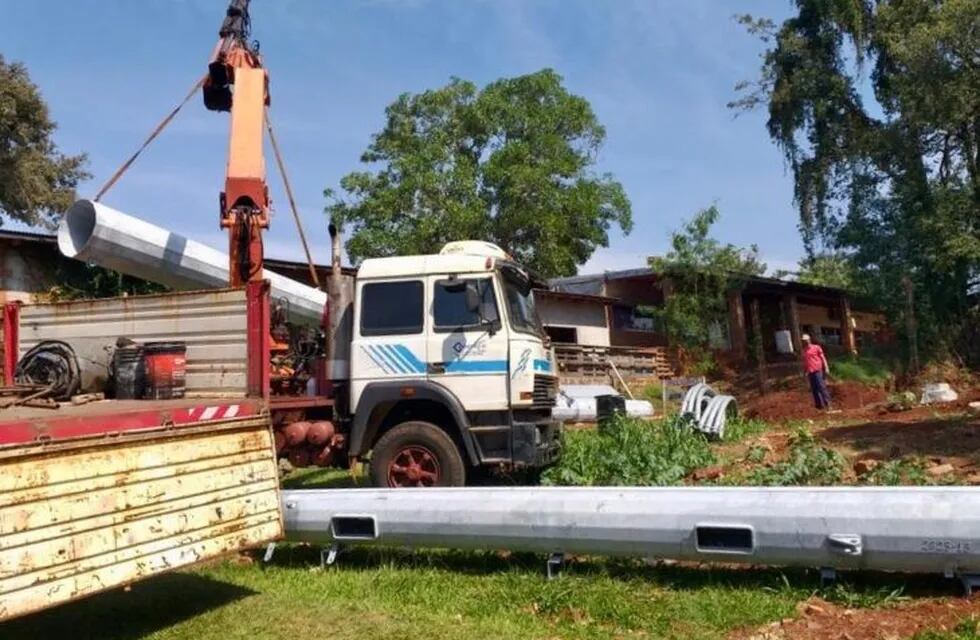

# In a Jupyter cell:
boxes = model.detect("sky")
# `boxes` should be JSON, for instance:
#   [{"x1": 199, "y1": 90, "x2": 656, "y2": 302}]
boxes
[{"x1": 0, "y1": 0, "x2": 803, "y2": 275}]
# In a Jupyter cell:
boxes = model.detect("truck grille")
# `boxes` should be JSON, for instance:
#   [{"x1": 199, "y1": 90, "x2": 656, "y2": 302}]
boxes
[{"x1": 533, "y1": 375, "x2": 558, "y2": 408}]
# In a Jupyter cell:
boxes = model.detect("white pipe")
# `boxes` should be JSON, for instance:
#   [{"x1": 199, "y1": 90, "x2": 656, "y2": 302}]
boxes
[{"x1": 58, "y1": 199, "x2": 327, "y2": 325}]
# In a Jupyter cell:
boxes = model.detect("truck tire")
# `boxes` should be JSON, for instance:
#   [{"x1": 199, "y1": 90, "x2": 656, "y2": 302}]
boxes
[{"x1": 370, "y1": 421, "x2": 466, "y2": 488}]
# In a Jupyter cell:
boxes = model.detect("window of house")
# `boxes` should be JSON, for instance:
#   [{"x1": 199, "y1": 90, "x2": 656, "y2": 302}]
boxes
[
  {"x1": 545, "y1": 326, "x2": 577, "y2": 343},
  {"x1": 361, "y1": 280, "x2": 424, "y2": 336},
  {"x1": 821, "y1": 326, "x2": 842, "y2": 345},
  {"x1": 433, "y1": 278, "x2": 498, "y2": 331}
]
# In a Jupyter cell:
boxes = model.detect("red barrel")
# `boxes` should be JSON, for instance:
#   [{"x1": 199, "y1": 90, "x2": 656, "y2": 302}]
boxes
[{"x1": 142, "y1": 342, "x2": 187, "y2": 400}]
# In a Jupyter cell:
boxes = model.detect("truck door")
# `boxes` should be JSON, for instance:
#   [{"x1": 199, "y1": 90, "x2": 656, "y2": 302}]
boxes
[
  {"x1": 426, "y1": 275, "x2": 509, "y2": 412},
  {"x1": 351, "y1": 279, "x2": 428, "y2": 392}
]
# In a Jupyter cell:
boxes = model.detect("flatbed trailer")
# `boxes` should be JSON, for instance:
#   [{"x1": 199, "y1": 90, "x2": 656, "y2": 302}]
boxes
[{"x1": 0, "y1": 287, "x2": 287, "y2": 621}]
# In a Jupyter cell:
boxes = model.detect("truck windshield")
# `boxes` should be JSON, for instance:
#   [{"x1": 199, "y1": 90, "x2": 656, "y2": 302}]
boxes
[{"x1": 501, "y1": 268, "x2": 544, "y2": 337}]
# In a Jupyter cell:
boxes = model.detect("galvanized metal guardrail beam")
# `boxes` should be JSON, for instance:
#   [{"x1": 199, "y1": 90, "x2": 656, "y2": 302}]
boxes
[{"x1": 281, "y1": 487, "x2": 980, "y2": 584}]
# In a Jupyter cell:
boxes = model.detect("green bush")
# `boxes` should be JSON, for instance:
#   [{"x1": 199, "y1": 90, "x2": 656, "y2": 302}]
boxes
[
  {"x1": 541, "y1": 415, "x2": 715, "y2": 486},
  {"x1": 831, "y1": 354, "x2": 893, "y2": 386},
  {"x1": 744, "y1": 426, "x2": 845, "y2": 486},
  {"x1": 886, "y1": 391, "x2": 917, "y2": 412}
]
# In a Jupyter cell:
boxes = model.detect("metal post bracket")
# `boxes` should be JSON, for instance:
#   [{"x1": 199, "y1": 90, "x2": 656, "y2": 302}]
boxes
[
  {"x1": 321, "y1": 543, "x2": 342, "y2": 568},
  {"x1": 547, "y1": 552, "x2": 565, "y2": 580}
]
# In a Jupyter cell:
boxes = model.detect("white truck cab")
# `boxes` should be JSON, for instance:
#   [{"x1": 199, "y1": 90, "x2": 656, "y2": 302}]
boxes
[{"x1": 342, "y1": 241, "x2": 561, "y2": 487}]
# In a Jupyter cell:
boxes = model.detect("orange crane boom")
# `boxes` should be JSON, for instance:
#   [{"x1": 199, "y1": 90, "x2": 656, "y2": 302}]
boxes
[{"x1": 203, "y1": 0, "x2": 270, "y2": 287}]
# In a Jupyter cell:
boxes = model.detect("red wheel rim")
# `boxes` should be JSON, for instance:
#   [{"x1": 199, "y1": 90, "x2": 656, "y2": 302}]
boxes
[{"x1": 387, "y1": 445, "x2": 441, "y2": 487}]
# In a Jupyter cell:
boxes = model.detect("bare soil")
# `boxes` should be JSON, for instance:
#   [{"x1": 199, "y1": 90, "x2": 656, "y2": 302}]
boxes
[
  {"x1": 730, "y1": 596, "x2": 980, "y2": 640},
  {"x1": 740, "y1": 381, "x2": 888, "y2": 422}
]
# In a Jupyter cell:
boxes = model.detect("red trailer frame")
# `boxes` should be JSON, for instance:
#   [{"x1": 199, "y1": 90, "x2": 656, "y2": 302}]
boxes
[{"x1": 0, "y1": 281, "x2": 330, "y2": 448}]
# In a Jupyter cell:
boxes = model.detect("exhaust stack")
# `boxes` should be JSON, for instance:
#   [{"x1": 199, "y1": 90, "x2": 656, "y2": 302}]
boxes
[
  {"x1": 325, "y1": 221, "x2": 352, "y2": 381},
  {"x1": 58, "y1": 199, "x2": 327, "y2": 325}
]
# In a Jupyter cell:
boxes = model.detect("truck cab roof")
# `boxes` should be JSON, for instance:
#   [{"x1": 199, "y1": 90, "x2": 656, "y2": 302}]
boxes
[{"x1": 357, "y1": 241, "x2": 510, "y2": 280}]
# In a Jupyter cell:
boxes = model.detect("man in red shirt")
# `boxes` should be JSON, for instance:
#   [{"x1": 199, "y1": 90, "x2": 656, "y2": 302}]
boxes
[{"x1": 801, "y1": 333, "x2": 832, "y2": 410}]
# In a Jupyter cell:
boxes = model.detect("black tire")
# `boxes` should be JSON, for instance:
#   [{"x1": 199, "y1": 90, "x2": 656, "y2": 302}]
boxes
[{"x1": 369, "y1": 421, "x2": 466, "y2": 488}]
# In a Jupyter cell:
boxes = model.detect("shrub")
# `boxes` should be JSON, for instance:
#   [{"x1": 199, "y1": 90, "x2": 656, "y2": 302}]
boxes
[
  {"x1": 744, "y1": 426, "x2": 845, "y2": 486},
  {"x1": 832, "y1": 354, "x2": 893, "y2": 386},
  {"x1": 886, "y1": 391, "x2": 918, "y2": 412},
  {"x1": 541, "y1": 415, "x2": 715, "y2": 486}
]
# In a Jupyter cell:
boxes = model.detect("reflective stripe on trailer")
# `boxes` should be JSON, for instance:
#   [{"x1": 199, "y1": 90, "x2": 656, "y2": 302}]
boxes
[{"x1": 0, "y1": 400, "x2": 262, "y2": 448}]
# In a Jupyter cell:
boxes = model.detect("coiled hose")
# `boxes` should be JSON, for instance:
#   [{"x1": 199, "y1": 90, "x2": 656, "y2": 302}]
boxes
[{"x1": 14, "y1": 340, "x2": 82, "y2": 401}]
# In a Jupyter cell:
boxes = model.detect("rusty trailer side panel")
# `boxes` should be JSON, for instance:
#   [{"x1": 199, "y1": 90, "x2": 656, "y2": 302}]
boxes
[{"x1": 0, "y1": 416, "x2": 283, "y2": 621}]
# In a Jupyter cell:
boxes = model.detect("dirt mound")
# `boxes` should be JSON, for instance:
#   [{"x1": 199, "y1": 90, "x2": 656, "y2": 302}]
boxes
[
  {"x1": 730, "y1": 596, "x2": 980, "y2": 640},
  {"x1": 743, "y1": 381, "x2": 887, "y2": 422}
]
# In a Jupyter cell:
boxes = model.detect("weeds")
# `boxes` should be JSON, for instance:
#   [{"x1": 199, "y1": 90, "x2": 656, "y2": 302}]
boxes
[
  {"x1": 723, "y1": 416, "x2": 769, "y2": 442},
  {"x1": 915, "y1": 617, "x2": 980, "y2": 639},
  {"x1": 821, "y1": 581, "x2": 908, "y2": 608},
  {"x1": 862, "y1": 458, "x2": 931, "y2": 486},
  {"x1": 743, "y1": 426, "x2": 845, "y2": 486},
  {"x1": 541, "y1": 415, "x2": 715, "y2": 486}
]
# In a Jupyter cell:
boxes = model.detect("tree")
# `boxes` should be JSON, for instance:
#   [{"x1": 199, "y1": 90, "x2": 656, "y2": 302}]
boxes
[
  {"x1": 0, "y1": 55, "x2": 88, "y2": 228},
  {"x1": 775, "y1": 252, "x2": 856, "y2": 290},
  {"x1": 650, "y1": 206, "x2": 766, "y2": 369},
  {"x1": 326, "y1": 69, "x2": 632, "y2": 278},
  {"x1": 733, "y1": 0, "x2": 980, "y2": 365},
  {"x1": 38, "y1": 262, "x2": 166, "y2": 302}
]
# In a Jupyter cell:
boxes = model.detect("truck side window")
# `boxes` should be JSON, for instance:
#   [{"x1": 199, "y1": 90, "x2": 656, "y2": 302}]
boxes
[
  {"x1": 434, "y1": 278, "x2": 499, "y2": 332},
  {"x1": 361, "y1": 281, "x2": 424, "y2": 336}
]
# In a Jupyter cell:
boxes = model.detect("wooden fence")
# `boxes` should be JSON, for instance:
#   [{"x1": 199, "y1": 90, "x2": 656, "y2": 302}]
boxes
[{"x1": 553, "y1": 344, "x2": 677, "y2": 384}]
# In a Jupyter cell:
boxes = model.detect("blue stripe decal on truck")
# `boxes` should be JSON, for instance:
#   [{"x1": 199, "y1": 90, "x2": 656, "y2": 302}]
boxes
[
  {"x1": 393, "y1": 345, "x2": 427, "y2": 373},
  {"x1": 380, "y1": 344, "x2": 412, "y2": 374},
  {"x1": 361, "y1": 343, "x2": 514, "y2": 375},
  {"x1": 368, "y1": 345, "x2": 401, "y2": 373},
  {"x1": 444, "y1": 360, "x2": 508, "y2": 373}
]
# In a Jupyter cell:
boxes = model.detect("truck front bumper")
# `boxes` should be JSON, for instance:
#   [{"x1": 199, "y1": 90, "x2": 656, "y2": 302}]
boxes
[{"x1": 511, "y1": 418, "x2": 562, "y2": 467}]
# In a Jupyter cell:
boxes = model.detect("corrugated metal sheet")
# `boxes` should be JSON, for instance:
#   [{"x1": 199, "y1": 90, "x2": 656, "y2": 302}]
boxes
[
  {"x1": 0, "y1": 417, "x2": 282, "y2": 621},
  {"x1": 18, "y1": 289, "x2": 249, "y2": 397}
]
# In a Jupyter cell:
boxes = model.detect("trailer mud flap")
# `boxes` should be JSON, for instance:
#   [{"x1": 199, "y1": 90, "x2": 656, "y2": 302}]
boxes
[{"x1": 0, "y1": 417, "x2": 283, "y2": 621}]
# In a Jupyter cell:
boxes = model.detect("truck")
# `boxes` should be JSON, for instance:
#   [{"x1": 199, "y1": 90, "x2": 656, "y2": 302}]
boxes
[
  {"x1": 0, "y1": 235, "x2": 561, "y2": 619},
  {"x1": 0, "y1": 0, "x2": 560, "y2": 619},
  {"x1": 342, "y1": 239, "x2": 561, "y2": 487}
]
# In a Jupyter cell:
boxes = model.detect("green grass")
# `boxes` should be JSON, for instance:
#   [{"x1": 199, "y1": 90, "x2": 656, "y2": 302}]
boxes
[
  {"x1": 722, "y1": 415, "x2": 769, "y2": 443},
  {"x1": 11, "y1": 547, "x2": 947, "y2": 640},
  {"x1": 831, "y1": 354, "x2": 894, "y2": 386},
  {"x1": 915, "y1": 618, "x2": 980, "y2": 639}
]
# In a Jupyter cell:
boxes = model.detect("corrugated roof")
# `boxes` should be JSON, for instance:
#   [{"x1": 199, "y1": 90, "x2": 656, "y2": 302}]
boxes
[
  {"x1": 552, "y1": 266, "x2": 852, "y2": 297},
  {"x1": 535, "y1": 289, "x2": 617, "y2": 305},
  {"x1": 0, "y1": 229, "x2": 57, "y2": 243}
]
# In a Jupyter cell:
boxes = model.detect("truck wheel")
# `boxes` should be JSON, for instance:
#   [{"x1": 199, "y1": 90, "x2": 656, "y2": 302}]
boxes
[{"x1": 370, "y1": 421, "x2": 466, "y2": 488}]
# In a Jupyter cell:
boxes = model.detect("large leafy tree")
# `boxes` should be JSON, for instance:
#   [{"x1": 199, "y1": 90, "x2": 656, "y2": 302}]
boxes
[
  {"x1": 326, "y1": 69, "x2": 632, "y2": 278},
  {"x1": 734, "y1": 0, "x2": 980, "y2": 365},
  {"x1": 0, "y1": 55, "x2": 88, "y2": 227},
  {"x1": 650, "y1": 206, "x2": 766, "y2": 371}
]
